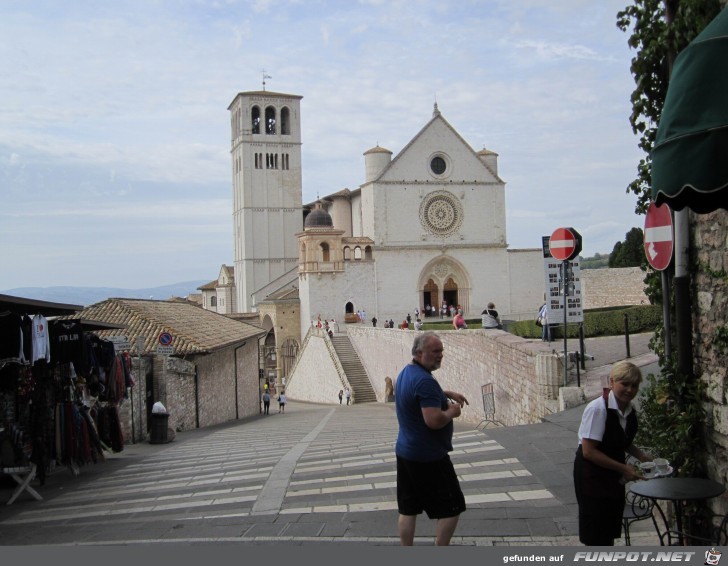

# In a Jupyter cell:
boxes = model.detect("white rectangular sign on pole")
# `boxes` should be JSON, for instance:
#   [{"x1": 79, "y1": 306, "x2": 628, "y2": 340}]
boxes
[{"x1": 542, "y1": 236, "x2": 584, "y2": 324}]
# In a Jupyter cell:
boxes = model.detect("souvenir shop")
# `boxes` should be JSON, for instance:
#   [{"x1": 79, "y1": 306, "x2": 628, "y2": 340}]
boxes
[{"x1": 0, "y1": 294, "x2": 132, "y2": 503}]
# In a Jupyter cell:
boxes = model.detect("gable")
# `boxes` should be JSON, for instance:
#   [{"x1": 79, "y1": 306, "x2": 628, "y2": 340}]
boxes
[{"x1": 377, "y1": 113, "x2": 501, "y2": 185}]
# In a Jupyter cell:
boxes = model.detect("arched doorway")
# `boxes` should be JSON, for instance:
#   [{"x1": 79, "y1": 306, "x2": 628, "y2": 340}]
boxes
[
  {"x1": 423, "y1": 279, "x2": 439, "y2": 317},
  {"x1": 444, "y1": 277, "x2": 459, "y2": 311},
  {"x1": 280, "y1": 338, "x2": 299, "y2": 383},
  {"x1": 263, "y1": 330, "x2": 277, "y2": 391},
  {"x1": 417, "y1": 256, "x2": 472, "y2": 315}
]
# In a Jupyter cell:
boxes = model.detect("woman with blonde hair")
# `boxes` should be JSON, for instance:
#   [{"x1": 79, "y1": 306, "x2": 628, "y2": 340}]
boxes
[{"x1": 573, "y1": 361, "x2": 651, "y2": 545}]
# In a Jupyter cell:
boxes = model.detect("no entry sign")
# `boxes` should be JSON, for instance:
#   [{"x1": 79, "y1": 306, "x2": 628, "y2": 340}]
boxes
[
  {"x1": 644, "y1": 202, "x2": 673, "y2": 271},
  {"x1": 549, "y1": 227, "x2": 582, "y2": 261}
]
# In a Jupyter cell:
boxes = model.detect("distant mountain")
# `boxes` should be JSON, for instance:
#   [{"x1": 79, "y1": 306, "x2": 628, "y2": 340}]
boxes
[{"x1": 0, "y1": 281, "x2": 208, "y2": 307}]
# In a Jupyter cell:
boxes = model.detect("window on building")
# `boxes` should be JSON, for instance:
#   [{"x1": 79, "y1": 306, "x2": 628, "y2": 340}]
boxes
[
  {"x1": 321, "y1": 243, "x2": 330, "y2": 262},
  {"x1": 354, "y1": 246, "x2": 362, "y2": 260},
  {"x1": 343, "y1": 246, "x2": 351, "y2": 261},
  {"x1": 265, "y1": 106, "x2": 276, "y2": 134},
  {"x1": 365, "y1": 246, "x2": 373, "y2": 260},
  {"x1": 281, "y1": 107, "x2": 290, "y2": 135},
  {"x1": 211, "y1": 296, "x2": 217, "y2": 307},
  {"x1": 252, "y1": 106, "x2": 261, "y2": 134}
]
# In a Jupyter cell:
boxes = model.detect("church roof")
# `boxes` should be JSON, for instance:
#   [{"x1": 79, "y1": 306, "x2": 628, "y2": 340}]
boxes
[
  {"x1": 363, "y1": 144, "x2": 392, "y2": 155},
  {"x1": 304, "y1": 204, "x2": 334, "y2": 228},
  {"x1": 477, "y1": 148, "x2": 498, "y2": 156},
  {"x1": 262, "y1": 286, "x2": 299, "y2": 301}
]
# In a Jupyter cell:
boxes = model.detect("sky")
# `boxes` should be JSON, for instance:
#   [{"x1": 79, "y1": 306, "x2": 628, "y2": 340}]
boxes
[{"x1": 0, "y1": 0, "x2": 647, "y2": 291}]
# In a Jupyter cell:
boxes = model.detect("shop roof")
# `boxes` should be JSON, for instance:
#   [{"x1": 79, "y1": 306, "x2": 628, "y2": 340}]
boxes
[{"x1": 62, "y1": 298, "x2": 265, "y2": 356}]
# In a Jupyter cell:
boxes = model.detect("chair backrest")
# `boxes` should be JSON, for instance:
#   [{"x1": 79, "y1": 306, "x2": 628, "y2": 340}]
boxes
[{"x1": 624, "y1": 482, "x2": 654, "y2": 519}]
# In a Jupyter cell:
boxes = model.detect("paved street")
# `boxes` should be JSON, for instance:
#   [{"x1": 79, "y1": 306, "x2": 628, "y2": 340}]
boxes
[{"x1": 0, "y1": 333, "x2": 661, "y2": 546}]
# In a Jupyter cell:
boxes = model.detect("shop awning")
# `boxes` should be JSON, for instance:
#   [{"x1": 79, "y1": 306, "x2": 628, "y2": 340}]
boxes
[
  {"x1": 651, "y1": 8, "x2": 728, "y2": 213},
  {"x1": 0, "y1": 293, "x2": 83, "y2": 317}
]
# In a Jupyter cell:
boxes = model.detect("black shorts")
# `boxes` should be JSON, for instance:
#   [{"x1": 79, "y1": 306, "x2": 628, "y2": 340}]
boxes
[{"x1": 396, "y1": 454, "x2": 466, "y2": 519}]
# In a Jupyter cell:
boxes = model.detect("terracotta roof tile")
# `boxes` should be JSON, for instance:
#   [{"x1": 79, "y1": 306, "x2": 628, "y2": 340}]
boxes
[{"x1": 62, "y1": 298, "x2": 265, "y2": 356}]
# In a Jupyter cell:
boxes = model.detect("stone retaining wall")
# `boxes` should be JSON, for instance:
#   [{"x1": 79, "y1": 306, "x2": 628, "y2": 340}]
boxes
[
  {"x1": 346, "y1": 327, "x2": 563, "y2": 427},
  {"x1": 581, "y1": 267, "x2": 649, "y2": 309}
]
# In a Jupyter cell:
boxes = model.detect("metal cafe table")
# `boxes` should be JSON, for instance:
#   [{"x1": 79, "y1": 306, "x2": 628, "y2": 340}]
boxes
[{"x1": 629, "y1": 477, "x2": 725, "y2": 545}]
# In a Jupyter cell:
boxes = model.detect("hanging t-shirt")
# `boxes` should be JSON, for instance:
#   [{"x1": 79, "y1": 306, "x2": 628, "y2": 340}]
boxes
[
  {"x1": 0, "y1": 312, "x2": 24, "y2": 362},
  {"x1": 51, "y1": 319, "x2": 85, "y2": 367},
  {"x1": 32, "y1": 314, "x2": 51, "y2": 364}
]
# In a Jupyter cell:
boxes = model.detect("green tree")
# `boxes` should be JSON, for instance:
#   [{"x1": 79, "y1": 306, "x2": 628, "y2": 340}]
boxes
[
  {"x1": 617, "y1": 1, "x2": 720, "y2": 512},
  {"x1": 616, "y1": 0, "x2": 721, "y2": 214},
  {"x1": 608, "y1": 227, "x2": 645, "y2": 267},
  {"x1": 579, "y1": 253, "x2": 610, "y2": 269}
]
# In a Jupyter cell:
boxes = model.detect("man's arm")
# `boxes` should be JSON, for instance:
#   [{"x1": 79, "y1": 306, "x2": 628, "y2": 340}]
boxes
[
  {"x1": 443, "y1": 390, "x2": 469, "y2": 407},
  {"x1": 422, "y1": 403, "x2": 461, "y2": 430}
]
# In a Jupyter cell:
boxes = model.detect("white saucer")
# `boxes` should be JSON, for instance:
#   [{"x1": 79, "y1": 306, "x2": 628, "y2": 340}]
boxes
[
  {"x1": 643, "y1": 465, "x2": 673, "y2": 479},
  {"x1": 654, "y1": 465, "x2": 674, "y2": 477}
]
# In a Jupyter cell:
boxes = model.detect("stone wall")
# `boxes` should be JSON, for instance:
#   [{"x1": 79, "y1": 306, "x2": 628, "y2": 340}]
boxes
[
  {"x1": 286, "y1": 325, "x2": 563, "y2": 427},
  {"x1": 692, "y1": 209, "x2": 728, "y2": 514},
  {"x1": 285, "y1": 328, "x2": 350, "y2": 404},
  {"x1": 143, "y1": 341, "x2": 261, "y2": 434},
  {"x1": 580, "y1": 267, "x2": 649, "y2": 309},
  {"x1": 347, "y1": 327, "x2": 562, "y2": 427}
]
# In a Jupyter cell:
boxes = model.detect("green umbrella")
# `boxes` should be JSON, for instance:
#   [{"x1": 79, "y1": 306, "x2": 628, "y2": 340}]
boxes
[{"x1": 651, "y1": 7, "x2": 728, "y2": 212}]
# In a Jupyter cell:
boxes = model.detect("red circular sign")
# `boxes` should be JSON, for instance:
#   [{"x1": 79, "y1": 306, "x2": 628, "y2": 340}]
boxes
[
  {"x1": 549, "y1": 227, "x2": 579, "y2": 261},
  {"x1": 644, "y1": 202, "x2": 673, "y2": 271},
  {"x1": 158, "y1": 332, "x2": 173, "y2": 346}
]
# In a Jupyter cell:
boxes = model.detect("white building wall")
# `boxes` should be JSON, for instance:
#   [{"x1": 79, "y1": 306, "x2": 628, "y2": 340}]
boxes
[{"x1": 299, "y1": 261, "x2": 376, "y2": 339}]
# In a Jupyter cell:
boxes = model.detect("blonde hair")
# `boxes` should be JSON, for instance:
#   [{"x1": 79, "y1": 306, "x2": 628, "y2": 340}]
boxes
[{"x1": 609, "y1": 360, "x2": 642, "y2": 386}]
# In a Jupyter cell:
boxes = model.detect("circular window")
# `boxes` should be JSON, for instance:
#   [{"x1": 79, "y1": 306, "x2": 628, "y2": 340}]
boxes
[
  {"x1": 419, "y1": 191, "x2": 463, "y2": 237},
  {"x1": 430, "y1": 156, "x2": 447, "y2": 175}
]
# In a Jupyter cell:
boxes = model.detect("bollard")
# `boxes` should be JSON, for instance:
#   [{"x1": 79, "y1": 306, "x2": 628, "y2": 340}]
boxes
[
  {"x1": 575, "y1": 351, "x2": 581, "y2": 387},
  {"x1": 579, "y1": 323, "x2": 586, "y2": 370},
  {"x1": 624, "y1": 313, "x2": 631, "y2": 358}
]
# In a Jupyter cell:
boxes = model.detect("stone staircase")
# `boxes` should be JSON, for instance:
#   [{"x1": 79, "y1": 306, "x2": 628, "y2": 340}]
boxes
[{"x1": 330, "y1": 335, "x2": 377, "y2": 403}]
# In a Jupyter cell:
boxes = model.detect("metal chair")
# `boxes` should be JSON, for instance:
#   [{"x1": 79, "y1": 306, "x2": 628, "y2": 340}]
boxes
[{"x1": 623, "y1": 482, "x2": 659, "y2": 545}]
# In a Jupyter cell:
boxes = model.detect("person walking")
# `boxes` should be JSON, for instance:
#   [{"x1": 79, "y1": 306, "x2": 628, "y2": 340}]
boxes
[
  {"x1": 338, "y1": 389, "x2": 344, "y2": 404},
  {"x1": 262, "y1": 390, "x2": 271, "y2": 415},
  {"x1": 537, "y1": 303, "x2": 550, "y2": 341},
  {"x1": 278, "y1": 390, "x2": 287, "y2": 413},
  {"x1": 394, "y1": 332, "x2": 469, "y2": 546},
  {"x1": 344, "y1": 387, "x2": 351, "y2": 405},
  {"x1": 573, "y1": 361, "x2": 651, "y2": 546}
]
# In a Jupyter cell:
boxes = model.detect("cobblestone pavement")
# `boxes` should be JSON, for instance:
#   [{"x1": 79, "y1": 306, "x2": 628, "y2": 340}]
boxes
[{"x1": 0, "y1": 333, "x2": 662, "y2": 547}]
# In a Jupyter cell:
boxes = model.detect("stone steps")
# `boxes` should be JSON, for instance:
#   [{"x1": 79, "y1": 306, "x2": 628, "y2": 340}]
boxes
[{"x1": 330, "y1": 336, "x2": 377, "y2": 403}]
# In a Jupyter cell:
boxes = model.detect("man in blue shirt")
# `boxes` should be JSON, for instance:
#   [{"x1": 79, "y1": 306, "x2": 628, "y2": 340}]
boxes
[{"x1": 395, "y1": 332, "x2": 469, "y2": 546}]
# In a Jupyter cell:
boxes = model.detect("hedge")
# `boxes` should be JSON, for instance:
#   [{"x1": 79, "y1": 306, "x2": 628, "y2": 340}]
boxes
[{"x1": 507, "y1": 304, "x2": 663, "y2": 339}]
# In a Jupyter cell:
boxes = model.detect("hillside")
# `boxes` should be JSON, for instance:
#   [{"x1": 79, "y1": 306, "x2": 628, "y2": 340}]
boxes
[{"x1": 1, "y1": 281, "x2": 207, "y2": 307}]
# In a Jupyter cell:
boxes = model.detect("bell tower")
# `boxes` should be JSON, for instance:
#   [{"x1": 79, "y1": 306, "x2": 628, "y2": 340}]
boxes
[{"x1": 228, "y1": 89, "x2": 303, "y2": 312}]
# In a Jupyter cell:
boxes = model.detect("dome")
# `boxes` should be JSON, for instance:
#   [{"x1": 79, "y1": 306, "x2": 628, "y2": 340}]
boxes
[{"x1": 304, "y1": 204, "x2": 333, "y2": 228}]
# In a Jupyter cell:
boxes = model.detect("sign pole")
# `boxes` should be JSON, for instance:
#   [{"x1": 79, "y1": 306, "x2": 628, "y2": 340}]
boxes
[
  {"x1": 662, "y1": 270, "x2": 672, "y2": 359},
  {"x1": 562, "y1": 260, "x2": 569, "y2": 386},
  {"x1": 644, "y1": 202, "x2": 675, "y2": 362}
]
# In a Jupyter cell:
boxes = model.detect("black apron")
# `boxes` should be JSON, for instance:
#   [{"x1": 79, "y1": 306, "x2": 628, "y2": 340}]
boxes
[{"x1": 573, "y1": 392, "x2": 638, "y2": 544}]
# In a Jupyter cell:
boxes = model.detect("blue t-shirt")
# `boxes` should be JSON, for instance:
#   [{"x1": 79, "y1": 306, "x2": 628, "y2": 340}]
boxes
[{"x1": 394, "y1": 361, "x2": 453, "y2": 462}]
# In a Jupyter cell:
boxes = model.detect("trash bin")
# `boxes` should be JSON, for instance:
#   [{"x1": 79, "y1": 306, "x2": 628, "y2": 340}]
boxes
[{"x1": 150, "y1": 413, "x2": 169, "y2": 444}]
